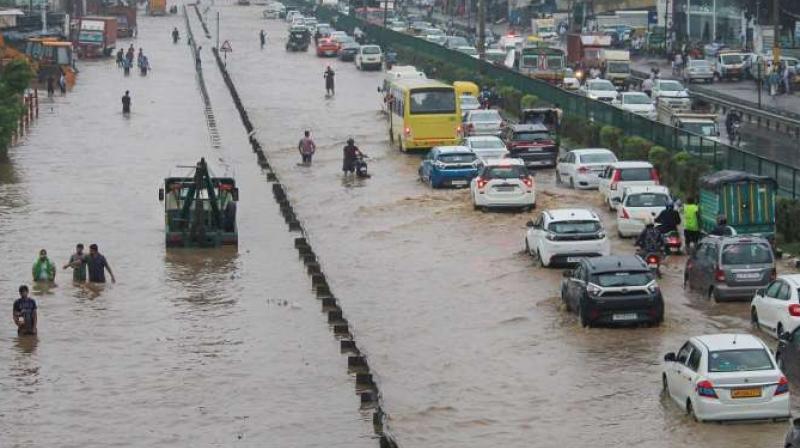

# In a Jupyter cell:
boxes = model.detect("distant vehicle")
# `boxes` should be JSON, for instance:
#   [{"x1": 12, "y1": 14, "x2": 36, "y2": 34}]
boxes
[
  {"x1": 458, "y1": 95, "x2": 480, "y2": 117},
  {"x1": 561, "y1": 255, "x2": 663, "y2": 327},
  {"x1": 651, "y1": 79, "x2": 690, "y2": 107},
  {"x1": 305, "y1": 18, "x2": 318, "y2": 33},
  {"x1": 598, "y1": 161, "x2": 660, "y2": 210},
  {"x1": 556, "y1": 148, "x2": 618, "y2": 189},
  {"x1": 502, "y1": 123, "x2": 558, "y2": 168},
  {"x1": 578, "y1": 79, "x2": 618, "y2": 102},
  {"x1": 424, "y1": 34, "x2": 447, "y2": 45},
  {"x1": 262, "y1": 3, "x2": 286, "y2": 18},
  {"x1": 615, "y1": 185, "x2": 671, "y2": 237},
  {"x1": 77, "y1": 16, "x2": 117, "y2": 58},
  {"x1": 316, "y1": 37, "x2": 339, "y2": 56},
  {"x1": 518, "y1": 44, "x2": 566, "y2": 85},
  {"x1": 315, "y1": 23, "x2": 332, "y2": 38},
  {"x1": 698, "y1": 171, "x2": 777, "y2": 240},
  {"x1": 614, "y1": 92, "x2": 656, "y2": 120},
  {"x1": 462, "y1": 135, "x2": 508, "y2": 162},
  {"x1": 599, "y1": 49, "x2": 631, "y2": 89},
  {"x1": 337, "y1": 38, "x2": 360, "y2": 61},
  {"x1": 462, "y1": 109, "x2": 505, "y2": 137},
  {"x1": 418, "y1": 146, "x2": 479, "y2": 188},
  {"x1": 285, "y1": 10, "x2": 300, "y2": 22},
  {"x1": 712, "y1": 51, "x2": 746, "y2": 81},
  {"x1": 409, "y1": 21, "x2": 433, "y2": 35},
  {"x1": 355, "y1": 45, "x2": 382, "y2": 70},
  {"x1": 147, "y1": 0, "x2": 166, "y2": 16},
  {"x1": 562, "y1": 68, "x2": 581, "y2": 90},
  {"x1": 470, "y1": 158, "x2": 535, "y2": 211},
  {"x1": 286, "y1": 25, "x2": 310, "y2": 51},
  {"x1": 751, "y1": 275, "x2": 800, "y2": 340},
  {"x1": 684, "y1": 235, "x2": 775, "y2": 301},
  {"x1": 484, "y1": 48, "x2": 508, "y2": 66},
  {"x1": 525, "y1": 208, "x2": 610, "y2": 267},
  {"x1": 387, "y1": 20, "x2": 407, "y2": 32},
  {"x1": 662, "y1": 334, "x2": 789, "y2": 422},
  {"x1": 455, "y1": 46, "x2": 479, "y2": 58},
  {"x1": 330, "y1": 30, "x2": 348, "y2": 41},
  {"x1": 382, "y1": 78, "x2": 460, "y2": 151},
  {"x1": 683, "y1": 58, "x2": 714, "y2": 84},
  {"x1": 443, "y1": 35, "x2": 470, "y2": 49}
]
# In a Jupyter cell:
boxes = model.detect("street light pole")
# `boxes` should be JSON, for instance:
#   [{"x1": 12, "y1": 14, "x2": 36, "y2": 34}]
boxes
[
  {"x1": 216, "y1": 12, "x2": 220, "y2": 50},
  {"x1": 478, "y1": 0, "x2": 485, "y2": 59},
  {"x1": 772, "y1": 0, "x2": 780, "y2": 65}
]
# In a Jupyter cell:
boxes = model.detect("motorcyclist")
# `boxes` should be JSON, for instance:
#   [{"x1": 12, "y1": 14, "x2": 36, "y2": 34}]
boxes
[
  {"x1": 710, "y1": 215, "x2": 735, "y2": 236},
  {"x1": 342, "y1": 137, "x2": 364, "y2": 176},
  {"x1": 479, "y1": 85, "x2": 494, "y2": 109},
  {"x1": 260, "y1": 29, "x2": 267, "y2": 49},
  {"x1": 172, "y1": 27, "x2": 180, "y2": 43},
  {"x1": 655, "y1": 201, "x2": 681, "y2": 234},
  {"x1": 725, "y1": 109, "x2": 741, "y2": 142},
  {"x1": 635, "y1": 216, "x2": 665, "y2": 257}
]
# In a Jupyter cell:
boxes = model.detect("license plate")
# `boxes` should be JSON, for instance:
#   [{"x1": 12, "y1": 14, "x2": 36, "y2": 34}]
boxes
[
  {"x1": 566, "y1": 257, "x2": 580, "y2": 263},
  {"x1": 612, "y1": 313, "x2": 638, "y2": 321},
  {"x1": 731, "y1": 388, "x2": 762, "y2": 399},
  {"x1": 495, "y1": 186, "x2": 515, "y2": 191},
  {"x1": 736, "y1": 273, "x2": 761, "y2": 280},
  {"x1": 451, "y1": 180, "x2": 467, "y2": 186}
]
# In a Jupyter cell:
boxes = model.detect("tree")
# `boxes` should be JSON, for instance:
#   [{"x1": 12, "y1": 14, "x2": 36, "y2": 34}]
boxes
[{"x1": 0, "y1": 59, "x2": 34, "y2": 154}]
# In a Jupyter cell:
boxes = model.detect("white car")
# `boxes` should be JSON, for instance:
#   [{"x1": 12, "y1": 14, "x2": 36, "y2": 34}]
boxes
[
  {"x1": 751, "y1": 275, "x2": 800, "y2": 340},
  {"x1": 305, "y1": 18, "x2": 318, "y2": 33},
  {"x1": 555, "y1": 148, "x2": 617, "y2": 189},
  {"x1": 470, "y1": 158, "x2": 535, "y2": 211},
  {"x1": 598, "y1": 161, "x2": 659, "y2": 210},
  {"x1": 614, "y1": 92, "x2": 656, "y2": 120},
  {"x1": 615, "y1": 185, "x2": 671, "y2": 237},
  {"x1": 456, "y1": 46, "x2": 479, "y2": 58},
  {"x1": 463, "y1": 109, "x2": 504, "y2": 136},
  {"x1": 463, "y1": 135, "x2": 508, "y2": 162},
  {"x1": 562, "y1": 68, "x2": 581, "y2": 90},
  {"x1": 524, "y1": 208, "x2": 611, "y2": 267},
  {"x1": 459, "y1": 95, "x2": 480, "y2": 117},
  {"x1": 579, "y1": 79, "x2": 618, "y2": 102},
  {"x1": 355, "y1": 45, "x2": 382, "y2": 70},
  {"x1": 652, "y1": 79, "x2": 690, "y2": 107},
  {"x1": 662, "y1": 334, "x2": 790, "y2": 422}
]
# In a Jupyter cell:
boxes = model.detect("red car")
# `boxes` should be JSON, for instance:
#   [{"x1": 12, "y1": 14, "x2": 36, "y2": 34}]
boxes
[{"x1": 316, "y1": 38, "x2": 339, "y2": 57}]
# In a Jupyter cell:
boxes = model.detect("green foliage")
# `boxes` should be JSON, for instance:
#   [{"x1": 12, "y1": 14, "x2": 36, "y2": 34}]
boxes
[
  {"x1": 0, "y1": 59, "x2": 34, "y2": 154},
  {"x1": 777, "y1": 198, "x2": 800, "y2": 243},
  {"x1": 620, "y1": 136, "x2": 652, "y2": 160},
  {"x1": 499, "y1": 85, "x2": 522, "y2": 117},
  {"x1": 599, "y1": 126, "x2": 623, "y2": 155},
  {"x1": 648, "y1": 145, "x2": 671, "y2": 178},
  {"x1": 520, "y1": 94, "x2": 539, "y2": 109}
]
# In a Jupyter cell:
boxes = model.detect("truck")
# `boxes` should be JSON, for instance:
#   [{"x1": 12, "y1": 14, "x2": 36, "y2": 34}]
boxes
[
  {"x1": 698, "y1": 170, "x2": 776, "y2": 241},
  {"x1": 566, "y1": 33, "x2": 611, "y2": 67},
  {"x1": 104, "y1": 5, "x2": 137, "y2": 38},
  {"x1": 76, "y1": 16, "x2": 117, "y2": 58},
  {"x1": 531, "y1": 18, "x2": 557, "y2": 41},
  {"x1": 599, "y1": 49, "x2": 631, "y2": 89},
  {"x1": 656, "y1": 100, "x2": 721, "y2": 157},
  {"x1": 517, "y1": 43, "x2": 566, "y2": 85},
  {"x1": 147, "y1": 0, "x2": 167, "y2": 16}
]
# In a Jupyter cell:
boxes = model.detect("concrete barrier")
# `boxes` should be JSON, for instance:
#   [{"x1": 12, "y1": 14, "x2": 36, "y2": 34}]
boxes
[
  {"x1": 340, "y1": 339, "x2": 358, "y2": 354},
  {"x1": 321, "y1": 297, "x2": 338, "y2": 310}
]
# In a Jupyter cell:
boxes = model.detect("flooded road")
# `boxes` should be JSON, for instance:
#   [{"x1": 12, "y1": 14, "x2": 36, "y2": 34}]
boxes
[
  {"x1": 0, "y1": 10, "x2": 374, "y2": 447},
  {"x1": 211, "y1": 5, "x2": 796, "y2": 447}
]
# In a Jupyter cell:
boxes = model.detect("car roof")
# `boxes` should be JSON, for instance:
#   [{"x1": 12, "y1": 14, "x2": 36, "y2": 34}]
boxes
[
  {"x1": 693, "y1": 334, "x2": 766, "y2": 351},
  {"x1": 700, "y1": 234, "x2": 772, "y2": 245},
  {"x1": 611, "y1": 161, "x2": 653, "y2": 169},
  {"x1": 432, "y1": 145, "x2": 471, "y2": 154},
  {"x1": 484, "y1": 158, "x2": 523, "y2": 167},
  {"x1": 570, "y1": 148, "x2": 613, "y2": 155},
  {"x1": 623, "y1": 185, "x2": 669, "y2": 195},
  {"x1": 466, "y1": 135, "x2": 503, "y2": 142},
  {"x1": 621, "y1": 91, "x2": 649, "y2": 96},
  {"x1": 510, "y1": 123, "x2": 548, "y2": 131},
  {"x1": 543, "y1": 208, "x2": 599, "y2": 222},
  {"x1": 582, "y1": 255, "x2": 647, "y2": 273}
]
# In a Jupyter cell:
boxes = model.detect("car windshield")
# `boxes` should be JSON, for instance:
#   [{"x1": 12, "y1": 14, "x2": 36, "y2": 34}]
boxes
[
  {"x1": 546, "y1": 55, "x2": 564, "y2": 69},
  {"x1": 410, "y1": 88, "x2": 456, "y2": 114},
  {"x1": 548, "y1": 220, "x2": 601, "y2": 233},
  {"x1": 617, "y1": 167, "x2": 653, "y2": 181},
  {"x1": 626, "y1": 193, "x2": 669, "y2": 207},
  {"x1": 690, "y1": 60, "x2": 710, "y2": 68},
  {"x1": 470, "y1": 138, "x2": 505, "y2": 149},
  {"x1": 460, "y1": 96, "x2": 480, "y2": 108},
  {"x1": 579, "y1": 152, "x2": 616, "y2": 164},
  {"x1": 708, "y1": 349, "x2": 773, "y2": 372},
  {"x1": 721, "y1": 54, "x2": 743, "y2": 64},
  {"x1": 658, "y1": 81, "x2": 683, "y2": 91},
  {"x1": 458, "y1": 47, "x2": 478, "y2": 55},
  {"x1": 485, "y1": 51, "x2": 505, "y2": 62},
  {"x1": 623, "y1": 94, "x2": 652, "y2": 105},
  {"x1": 514, "y1": 131, "x2": 551, "y2": 141},
  {"x1": 484, "y1": 165, "x2": 527, "y2": 179},
  {"x1": 591, "y1": 271, "x2": 654, "y2": 287},
  {"x1": 362, "y1": 46, "x2": 381, "y2": 54},
  {"x1": 447, "y1": 36, "x2": 469, "y2": 47},
  {"x1": 588, "y1": 81, "x2": 615, "y2": 91},
  {"x1": 437, "y1": 153, "x2": 476, "y2": 163},
  {"x1": 469, "y1": 111, "x2": 501, "y2": 122},
  {"x1": 606, "y1": 61, "x2": 629, "y2": 73},
  {"x1": 721, "y1": 243, "x2": 773, "y2": 265},
  {"x1": 682, "y1": 122, "x2": 717, "y2": 137}
]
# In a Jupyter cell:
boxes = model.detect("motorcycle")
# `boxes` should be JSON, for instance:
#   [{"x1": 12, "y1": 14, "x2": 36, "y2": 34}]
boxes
[
  {"x1": 639, "y1": 250, "x2": 663, "y2": 278},
  {"x1": 662, "y1": 230, "x2": 682, "y2": 255},
  {"x1": 355, "y1": 154, "x2": 370, "y2": 179}
]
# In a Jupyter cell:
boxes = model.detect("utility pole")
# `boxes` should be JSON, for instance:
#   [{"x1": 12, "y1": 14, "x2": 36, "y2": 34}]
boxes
[
  {"x1": 383, "y1": 0, "x2": 388, "y2": 26},
  {"x1": 478, "y1": 0, "x2": 485, "y2": 59},
  {"x1": 216, "y1": 11, "x2": 220, "y2": 50},
  {"x1": 772, "y1": 0, "x2": 780, "y2": 66}
]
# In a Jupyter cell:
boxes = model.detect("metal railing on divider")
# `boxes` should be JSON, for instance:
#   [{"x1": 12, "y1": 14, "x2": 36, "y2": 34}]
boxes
[{"x1": 314, "y1": 7, "x2": 800, "y2": 199}]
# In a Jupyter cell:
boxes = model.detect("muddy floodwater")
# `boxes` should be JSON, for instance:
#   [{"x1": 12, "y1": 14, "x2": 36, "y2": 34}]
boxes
[{"x1": 0, "y1": 3, "x2": 795, "y2": 447}]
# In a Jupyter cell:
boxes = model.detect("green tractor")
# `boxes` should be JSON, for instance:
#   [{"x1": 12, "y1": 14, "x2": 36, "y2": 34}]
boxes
[{"x1": 159, "y1": 158, "x2": 239, "y2": 247}]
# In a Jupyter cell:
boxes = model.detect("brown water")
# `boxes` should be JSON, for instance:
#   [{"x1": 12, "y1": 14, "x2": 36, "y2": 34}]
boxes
[
  {"x1": 0, "y1": 11, "x2": 374, "y2": 447},
  {"x1": 209, "y1": 5, "x2": 797, "y2": 447}
]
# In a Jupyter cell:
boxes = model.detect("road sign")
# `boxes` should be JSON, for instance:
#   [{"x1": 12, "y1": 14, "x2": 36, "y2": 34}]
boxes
[{"x1": 220, "y1": 40, "x2": 233, "y2": 53}]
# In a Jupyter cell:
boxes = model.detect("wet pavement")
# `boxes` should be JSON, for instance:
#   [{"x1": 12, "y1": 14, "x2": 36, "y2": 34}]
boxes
[
  {"x1": 210, "y1": 5, "x2": 797, "y2": 447},
  {"x1": 0, "y1": 9, "x2": 374, "y2": 447}
]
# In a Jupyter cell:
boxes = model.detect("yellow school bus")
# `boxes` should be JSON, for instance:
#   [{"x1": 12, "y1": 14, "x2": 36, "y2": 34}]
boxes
[{"x1": 385, "y1": 78, "x2": 461, "y2": 152}]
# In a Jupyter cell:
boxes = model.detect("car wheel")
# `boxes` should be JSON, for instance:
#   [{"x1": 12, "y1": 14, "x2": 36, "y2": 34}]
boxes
[
  {"x1": 687, "y1": 400, "x2": 699, "y2": 422},
  {"x1": 562, "y1": 289, "x2": 572, "y2": 311},
  {"x1": 481, "y1": 206, "x2": 489, "y2": 213},
  {"x1": 777, "y1": 323, "x2": 784, "y2": 340},
  {"x1": 751, "y1": 307, "x2": 761, "y2": 330},
  {"x1": 569, "y1": 177, "x2": 575, "y2": 189},
  {"x1": 683, "y1": 273, "x2": 689, "y2": 290},
  {"x1": 577, "y1": 299, "x2": 590, "y2": 327},
  {"x1": 662, "y1": 373, "x2": 669, "y2": 393},
  {"x1": 428, "y1": 176, "x2": 436, "y2": 189},
  {"x1": 708, "y1": 287, "x2": 718, "y2": 302}
]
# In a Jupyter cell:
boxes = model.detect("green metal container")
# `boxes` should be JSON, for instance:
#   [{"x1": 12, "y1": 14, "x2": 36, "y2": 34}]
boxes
[{"x1": 698, "y1": 170, "x2": 776, "y2": 238}]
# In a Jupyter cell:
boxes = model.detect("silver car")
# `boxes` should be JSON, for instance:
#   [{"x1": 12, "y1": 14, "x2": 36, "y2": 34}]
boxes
[
  {"x1": 683, "y1": 59, "x2": 714, "y2": 84},
  {"x1": 684, "y1": 235, "x2": 776, "y2": 301},
  {"x1": 463, "y1": 109, "x2": 504, "y2": 137}
]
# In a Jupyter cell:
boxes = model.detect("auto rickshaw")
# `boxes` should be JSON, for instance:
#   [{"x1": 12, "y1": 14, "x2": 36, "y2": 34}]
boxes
[
  {"x1": 286, "y1": 25, "x2": 310, "y2": 52},
  {"x1": 698, "y1": 170, "x2": 776, "y2": 241},
  {"x1": 453, "y1": 81, "x2": 479, "y2": 98}
]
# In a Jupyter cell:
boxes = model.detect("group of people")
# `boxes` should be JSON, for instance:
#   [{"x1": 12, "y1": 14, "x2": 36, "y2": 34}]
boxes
[
  {"x1": 14, "y1": 244, "x2": 115, "y2": 336},
  {"x1": 296, "y1": 131, "x2": 365, "y2": 176},
  {"x1": 634, "y1": 197, "x2": 732, "y2": 257},
  {"x1": 116, "y1": 45, "x2": 151, "y2": 76},
  {"x1": 45, "y1": 70, "x2": 68, "y2": 97}
]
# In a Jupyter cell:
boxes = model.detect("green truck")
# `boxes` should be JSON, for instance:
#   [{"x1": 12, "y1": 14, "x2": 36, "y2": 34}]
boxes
[{"x1": 698, "y1": 170, "x2": 776, "y2": 240}]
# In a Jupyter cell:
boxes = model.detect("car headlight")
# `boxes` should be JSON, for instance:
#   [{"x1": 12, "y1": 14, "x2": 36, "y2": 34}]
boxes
[
  {"x1": 586, "y1": 283, "x2": 602, "y2": 296},
  {"x1": 596, "y1": 231, "x2": 606, "y2": 239},
  {"x1": 646, "y1": 281, "x2": 660, "y2": 294},
  {"x1": 588, "y1": 94, "x2": 598, "y2": 100},
  {"x1": 434, "y1": 161, "x2": 446, "y2": 169},
  {"x1": 545, "y1": 232, "x2": 556, "y2": 240}
]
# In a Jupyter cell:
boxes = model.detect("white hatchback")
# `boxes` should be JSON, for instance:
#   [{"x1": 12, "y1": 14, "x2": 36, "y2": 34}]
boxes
[
  {"x1": 598, "y1": 161, "x2": 660, "y2": 210},
  {"x1": 524, "y1": 208, "x2": 610, "y2": 267},
  {"x1": 470, "y1": 159, "x2": 534, "y2": 211},
  {"x1": 616, "y1": 185, "x2": 671, "y2": 237},
  {"x1": 614, "y1": 92, "x2": 656, "y2": 120},
  {"x1": 463, "y1": 135, "x2": 508, "y2": 162},
  {"x1": 751, "y1": 275, "x2": 800, "y2": 340},
  {"x1": 556, "y1": 148, "x2": 617, "y2": 189},
  {"x1": 662, "y1": 334, "x2": 790, "y2": 422},
  {"x1": 355, "y1": 45, "x2": 383, "y2": 70}
]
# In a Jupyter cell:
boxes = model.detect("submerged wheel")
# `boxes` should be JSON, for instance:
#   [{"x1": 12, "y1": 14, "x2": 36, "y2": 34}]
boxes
[
  {"x1": 687, "y1": 400, "x2": 699, "y2": 422},
  {"x1": 662, "y1": 374, "x2": 669, "y2": 393}
]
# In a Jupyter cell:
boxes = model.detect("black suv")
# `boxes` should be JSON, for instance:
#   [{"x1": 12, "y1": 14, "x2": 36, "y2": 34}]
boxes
[
  {"x1": 560, "y1": 255, "x2": 664, "y2": 327},
  {"x1": 502, "y1": 123, "x2": 559, "y2": 168}
]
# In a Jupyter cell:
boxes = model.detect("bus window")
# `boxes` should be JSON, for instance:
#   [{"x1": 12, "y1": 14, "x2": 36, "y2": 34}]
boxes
[{"x1": 409, "y1": 88, "x2": 455, "y2": 114}]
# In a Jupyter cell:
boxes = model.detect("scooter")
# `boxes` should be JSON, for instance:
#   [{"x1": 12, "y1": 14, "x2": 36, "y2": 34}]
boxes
[
  {"x1": 355, "y1": 154, "x2": 370, "y2": 178},
  {"x1": 643, "y1": 251, "x2": 662, "y2": 278},
  {"x1": 663, "y1": 230, "x2": 682, "y2": 255}
]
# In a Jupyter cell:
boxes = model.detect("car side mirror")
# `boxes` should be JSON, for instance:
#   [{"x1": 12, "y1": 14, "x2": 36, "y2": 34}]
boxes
[
  {"x1": 756, "y1": 288, "x2": 765, "y2": 296},
  {"x1": 232, "y1": 187, "x2": 239, "y2": 202},
  {"x1": 526, "y1": 220, "x2": 534, "y2": 228},
  {"x1": 158, "y1": 188, "x2": 164, "y2": 201},
  {"x1": 664, "y1": 352, "x2": 676, "y2": 362}
]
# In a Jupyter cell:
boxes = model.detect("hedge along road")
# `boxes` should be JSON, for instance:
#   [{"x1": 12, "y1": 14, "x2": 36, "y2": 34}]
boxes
[
  {"x1": 0, "y1": 10, "x2": 375, "y2": 447},
  {"x1": 216, "y1": 5, "x2": 795, "y2": 446}
]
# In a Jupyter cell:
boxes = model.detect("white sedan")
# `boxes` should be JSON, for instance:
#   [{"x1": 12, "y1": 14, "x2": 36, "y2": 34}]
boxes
[
  {"x1": 555, "y1": 148, "x2": 617, "y2": 189},
  {"x1": 470, "y1": 158, "x2": 535, "y2": 211},
  {"x1": 751, "y1": 275, "x2": 800, "y2": 340},
  {"x1": 615, "y1": 185, "x2": 671, "y2": 237},
  {"x1": 463, "y1": 135, "x2": 508, "y2": 162},
  {"x1": 578, "y1": 79, "x2": 618, "y2": 102},
  {"x1": 614, "y1": 92, "x2": 656, "y2": 120},
  {"x1": 459, "y1": 95, "x2": 481, "y2": 117},
  {"x1": 662, "y1": 334, "x2": 790, "y2": 422}
]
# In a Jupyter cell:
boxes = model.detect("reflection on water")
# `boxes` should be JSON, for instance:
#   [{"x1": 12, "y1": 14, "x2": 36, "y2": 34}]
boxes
[
  {"x1": 164, "y1": 246, "x2": 240, "y2": 306},
  {"x1": 14, "y1": 334, "x2": 38, "y2": 356}
]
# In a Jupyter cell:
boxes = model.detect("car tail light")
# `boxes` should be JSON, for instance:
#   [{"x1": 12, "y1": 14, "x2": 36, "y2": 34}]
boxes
[
  {"x1": 715, "y1": 268, "x2": 726, "y2": 282},
  {"x1": 609, "y1": 169, "x2": 621, "y2": 190},
  {"x1": 621, "y1": 208, "x2": 630, "y2": 219},
  {"x1": 404, "y1": 127, "x2": 411, "y2": 136},
  {"x1": 577, "y1": 166, "x2": 590, "y2": 173},
  {"x1": 477, "y1": 177, "x2": 488, "y2": 189},
  {"x1": 456, "y1": 124, "x2": 462, "y2": 134},
  {"x1": 776, "y1": 376, "x2": 789, "y2": 395},
  {"x1": 696, "y1": 380, "x2": 718, "y2": 398},
  {"x1": 646, "y1": 254, "x2": 659, "y2": 264},
  {"x1": 521, "y1": 176, "x2": 533, "y2": 188},
  {"x1": 789, "y1": 304, "x2": 800, "y2": 317},
  {"x1": 651, "y1": 168, "x2": 660, "y2": 184}
]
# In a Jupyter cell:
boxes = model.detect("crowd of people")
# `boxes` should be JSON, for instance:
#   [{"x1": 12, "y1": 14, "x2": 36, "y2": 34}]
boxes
[{"x1": 116, "y1": 44, "x2": 151, "y2": 76}]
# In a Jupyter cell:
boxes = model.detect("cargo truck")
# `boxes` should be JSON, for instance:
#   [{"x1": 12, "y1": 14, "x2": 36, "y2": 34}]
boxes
[
  {"x1": 531, "y1": 18, "x2": 556, "y2": 41},
  {"x1": 698, "y1": 170, "x2": 776, "y2": 241},
  {"x1": 76, "y1": 16, "x2": 117, "y2": 58},
  {"x1": 599, "y1": 49, "x2": 631, "y2": 89},
  {"x1": 657, "y1": 100, "x2": 722, "y2": 158},
  {"x1": 148, "y1": 0, "x2": 167, "y2": 16},
  {"x1": 566, "y1": 33, "x2": 611, "y2": 67},
  {"x1": 104, "y1": 5, "x2": 137, "y2": 38}
]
